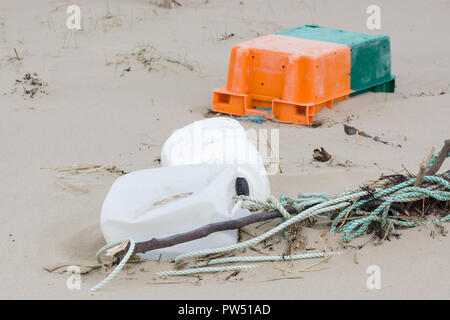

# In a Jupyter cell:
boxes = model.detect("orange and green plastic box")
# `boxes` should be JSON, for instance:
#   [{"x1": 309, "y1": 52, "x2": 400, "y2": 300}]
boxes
[{"x1": 212, "y1": 25, "x2": 396, "y2": 125}]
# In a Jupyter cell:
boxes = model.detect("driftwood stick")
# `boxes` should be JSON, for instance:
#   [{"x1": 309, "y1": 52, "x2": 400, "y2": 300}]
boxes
[
  {"x1": 132, "y1": 205, "x2": 297, "y2": 255},
  {"x1": 406, "y1": 147, "x2": 435, "y2": 211},
  {"x1": 114, "y1": 140, "x2": 450, "y2": 258},
  {"x1": 426, "y1": 139, "x2": 450, "y2": 176},
  {"x1": 414, "y1": 146, "x2": 435, "y2": 187}
]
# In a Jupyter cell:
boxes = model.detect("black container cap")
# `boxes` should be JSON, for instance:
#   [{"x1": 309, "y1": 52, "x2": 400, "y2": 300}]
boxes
[{"x1": 235, "y1": 177, "x2": 250, "y2": 196}]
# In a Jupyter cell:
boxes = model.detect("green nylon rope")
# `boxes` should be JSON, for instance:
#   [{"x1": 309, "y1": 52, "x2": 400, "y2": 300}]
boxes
[
  {"x1": 169, "y1": 152, "x2": 449, "y2": 272},
  {"x1": 90, "y1": 238, "x2": 136, "y2": 292},
  {"x1": 91, "y1": 152, "x2": 449, "y2": 288},
  {"x1": 182, "y1": 251, "x2": 341, "y2": 269},
  {"x1": 174, "y1": 191, "x2": 368, "y2": 264},
  {"x1": 336, "y1": 177, "x2": 449, "y2": 242}
]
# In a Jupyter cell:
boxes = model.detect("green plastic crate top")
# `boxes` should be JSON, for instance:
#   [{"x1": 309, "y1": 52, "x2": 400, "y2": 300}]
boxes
[{"x1": 276, "y1": 25, "x2": 396, "y2": 93}]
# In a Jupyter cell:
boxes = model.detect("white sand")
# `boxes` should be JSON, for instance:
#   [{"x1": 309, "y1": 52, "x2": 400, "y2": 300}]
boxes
[{"x1": 0, "y1": 0, "x2": 449, "y2": 299}]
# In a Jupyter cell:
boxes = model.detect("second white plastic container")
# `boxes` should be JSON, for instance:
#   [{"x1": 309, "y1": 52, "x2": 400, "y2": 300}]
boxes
[
  {"x1": 100, "y1": 164, "x2": 249, "y2": 260},
  {"x1": 161, "y1": 117, "x2": 270, "y2": 201}
]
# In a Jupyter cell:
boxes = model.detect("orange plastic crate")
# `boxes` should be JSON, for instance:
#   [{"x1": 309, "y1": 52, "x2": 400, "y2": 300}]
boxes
[{"x1": 213, "y1": 34, "x2": 353, "y2": 125}]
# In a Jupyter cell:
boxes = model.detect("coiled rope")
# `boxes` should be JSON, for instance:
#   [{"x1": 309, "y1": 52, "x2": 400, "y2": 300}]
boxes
[
  {"x1": 183, "y1": 251, "x2": 341, "y2": 269},
  {"x1": 333, "y1": 176, "x2": 450, "y2": 242},
  {"x1": 158, "y1": 265, "x2": 258, "y2": 277},
  {"x1": 92, "y1": 152, "x2": 449, "y2": 288},
  {"x1": 173, "y1": 190, "x2": 367, "y2": 265},
  {"x1": 164, "y1": 153, "x2": 449, "y2": 275}
]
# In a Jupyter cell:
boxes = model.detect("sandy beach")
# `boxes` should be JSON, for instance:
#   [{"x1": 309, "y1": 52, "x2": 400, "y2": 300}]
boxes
[{"x1": 0, "y1": 0, "x2": 449, "y2": 299}]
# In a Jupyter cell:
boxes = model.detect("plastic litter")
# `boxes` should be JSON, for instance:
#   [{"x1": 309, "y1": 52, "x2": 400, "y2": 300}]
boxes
[
  {"x1": 100, "y1": 164, "x2": 250, "y2": 260},
  {"x1": 212, "y1": 25, "x2": 395, "y2": 125},
  {"x1": 161, "y1": 117, "x2": 270, "y2": 201}
]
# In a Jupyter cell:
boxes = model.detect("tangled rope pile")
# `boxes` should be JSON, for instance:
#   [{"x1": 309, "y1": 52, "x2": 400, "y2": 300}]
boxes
[
  {"x1": 159, "y1": 153, "x2": 449, "y2": 276},
  {"x1": 332, "y1": 175, "x2": 450, "y2": 242},
  {"x1": 91, "y1": 151, "x2": 449, "y2": 290}
]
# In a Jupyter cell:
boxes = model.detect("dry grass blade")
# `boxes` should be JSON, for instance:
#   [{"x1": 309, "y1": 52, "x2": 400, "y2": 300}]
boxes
[
  {"x1": 264, "y1": 276, "x2": 304, "y2": 282},
  {"x1": 406, "y1": 146, "x2": 435, "y2": 211},
  {"x1": 338, "y1": 197, "x2": 360, "y2": 228},
  {"x1": 45, "y1": 164, "x2": 127, "y2": 176},
  {"x1": 146, "y1": 281, "x2": 200, "y2": 286}
]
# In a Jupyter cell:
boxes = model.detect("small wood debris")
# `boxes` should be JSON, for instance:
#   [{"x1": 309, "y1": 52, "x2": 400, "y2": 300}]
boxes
[
  {"x1": 219, "y1": 32, "x2": 235, "y2": 41},
  {"x1": 12, "y1": 73, "x2": 48, "y2": 99},
  {"x1": 313, "y1": 147, "x2": 332, "y2": 162},
  {"x1": 48, "y1": 164, "x2": 127, "y2": 176},
  {"x1": 203, "y1": 109, "x2": 222, "y2": 118},
  {"x1": 353, "y1": 252, "x2": 359, "y2": 264}
]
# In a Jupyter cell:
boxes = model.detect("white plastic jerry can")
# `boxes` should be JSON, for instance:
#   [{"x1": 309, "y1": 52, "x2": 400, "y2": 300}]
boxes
[
  {"x1": 100, "y1": 164, "x2": 250, "y2": 260},
  {"x1": 161, "y1": 117, "x2": 270, "y2": 201}
]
